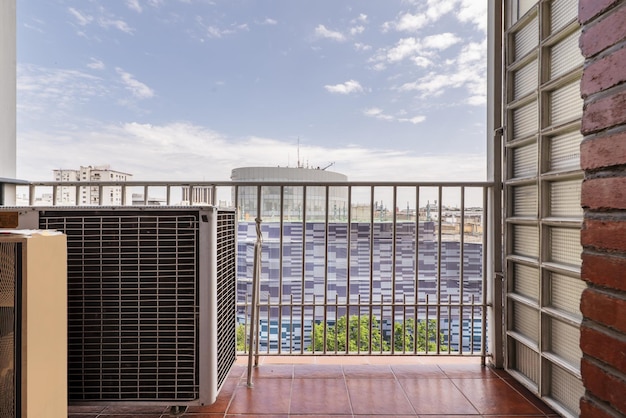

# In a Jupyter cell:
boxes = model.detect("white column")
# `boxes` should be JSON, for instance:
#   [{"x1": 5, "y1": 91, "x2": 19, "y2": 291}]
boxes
[{"x1": 0, "y1": 0, "x2": 16, "y2": 204}]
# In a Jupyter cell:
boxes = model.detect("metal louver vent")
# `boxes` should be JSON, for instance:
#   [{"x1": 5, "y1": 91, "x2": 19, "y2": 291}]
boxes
[
  {"x1": 0, "y1": 242, "x2": 18, "y2": 417},
  {"x1": 215, "y1": 210, "x2": 237, "y2": 390},
  {"x1": 36, "y1": 207, "x2": 236, "y2": 404}
]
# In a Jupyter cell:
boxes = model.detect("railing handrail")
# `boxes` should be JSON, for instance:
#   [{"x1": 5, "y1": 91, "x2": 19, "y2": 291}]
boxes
[{"x1": 7, "y1": 179, "x2": 494, "y2": 187}]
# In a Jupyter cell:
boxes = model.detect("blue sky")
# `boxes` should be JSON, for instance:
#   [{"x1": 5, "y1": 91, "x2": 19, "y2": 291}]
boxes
[{"x1": 16, "y1": 0, "x2": 488, "y2": 182}]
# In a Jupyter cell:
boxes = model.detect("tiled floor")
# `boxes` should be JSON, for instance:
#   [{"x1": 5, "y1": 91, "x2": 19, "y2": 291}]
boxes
[{"x1": 68, "y1": 356, "x2": 559, "y2": 417}]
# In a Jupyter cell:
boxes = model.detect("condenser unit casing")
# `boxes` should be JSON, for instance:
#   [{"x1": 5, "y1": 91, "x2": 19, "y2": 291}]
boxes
[
  {"x1": 0, "y1": 230, "x2": 68, "y2": 417},
  {"x1": 9, "y1": 206, "x2": 237, "y2": 406}
]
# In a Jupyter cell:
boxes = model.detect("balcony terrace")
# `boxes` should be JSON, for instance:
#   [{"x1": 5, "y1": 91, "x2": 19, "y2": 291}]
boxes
[{"x1": 0, "y1": 179, "x2": 555, "y2": 417}]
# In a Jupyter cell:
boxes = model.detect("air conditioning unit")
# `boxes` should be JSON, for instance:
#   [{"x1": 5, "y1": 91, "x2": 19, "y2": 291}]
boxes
[
  {"x1": 7, "y1": 206, "x2": 237, "y2": 406},
  {"x1": 0, "y1": 230, "x2": 67, "y2": 417}
]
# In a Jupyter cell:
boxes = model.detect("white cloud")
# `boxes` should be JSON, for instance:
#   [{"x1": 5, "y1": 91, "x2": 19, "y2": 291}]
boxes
[
  {"x1": 457, "y1": 0, "x2": 488, "y2": 32},
  {"x1": 17, "y1": 65, "x2": 106, "y2": 109},
  {"x1": 354, "y1": 42, "x2": 372, "y2": 52},
  {"x1": 350, "y1": 25, "x2": 365, "y2": 35},
  {"x1": 396, "y1": 38, "x2": 487, "y2": 105},
  {"x1": 386, "y1": 37, "x2": 421, "y2": 62},
  {"x1": 351, "y1": 14, "x2": 368, "y2": 25},
  {"x1": 126, "y1": 0, "x2": 142, "y2": 13},
  {"x1": 261, "y1": 18, "x2": 278, "y2": 25},
  {"x1": 87, "y1": 58, "x2": 105, "y2": 70},
  {"x1": 17, "y1": 122, "x2": 484, "y2": 185},
  {"x1": 68, "y1": 8, "x2": 93, "y2": 26},
  {"x1": 99, "y1": 18, "x2": 135, "y2": 34},
  {"x1": 116, "y1": 68, "x2": 155, "y2": 99},
  {"x1": 196, "y1": 17, "x2": 248, "y2": 39},
  {"x1": 422, "y1": 32, "x2": 461, "y2": 50},
  {"x1": 325, "y1": 80, "x2": 365, "y2": 95},
  {"x1": 395, "y1": 12, "x2": 429, "y2": 32},
  {"x1": 363, "y1": 107, "x2": 425, "y2": 125},
  {"x1": 314, "y1": 24, "x2": 346, "y2": 42},
  {"x1": 382, "y1": 0, "x2": 484, "y2": 34}
]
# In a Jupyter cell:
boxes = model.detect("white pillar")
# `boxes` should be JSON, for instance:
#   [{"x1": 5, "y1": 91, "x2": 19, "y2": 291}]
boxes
[{"x1": 0, "y1": 0, "x2": 16, "y2": 204}]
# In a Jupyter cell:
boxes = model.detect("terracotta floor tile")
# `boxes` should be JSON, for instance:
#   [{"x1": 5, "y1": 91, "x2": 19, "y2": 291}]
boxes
[
  {"x1": 248, "y1": 364, "x2": 294, "y2": 379},
  {"x1": 499, "y1": 376, "x2": 558, "y2": 415},
  {"x1": 391, "y1": 363, "x2": 446, "y2": 378},
  {"x1": 100, "y1": 404, "x2": 168, "y2": 414},
  {"x1": 346, "y1": 378, "x2": 415, "y2": 415},
  {"x1": 399, "y1": 378, "x2": 479, "y2": 415},
  {"x1": 438, "y1": 363, "x2": 497, "y2": 378},
  {"x1": 185, "y1": 377, "x2": 239, "y2": 414},
  {"x1": 452, "y1": 378, "x2": 544, "y2": 415},
  {"x1": 227, "y1": 379, "x2": 292, "y2": 415},
  {"x1": 343, "y1": 364, "x2": 395, "y2": 379},
  {"x1": 290, "y1": 378, "x2": 352, "y2": 415},
  {"x1": 294, "y1": 364, "x2": 345, "y2": 379}
]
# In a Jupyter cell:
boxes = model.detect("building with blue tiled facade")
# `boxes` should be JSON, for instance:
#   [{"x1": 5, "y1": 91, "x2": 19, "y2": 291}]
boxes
[{"x1": 237, "y1": 220, "x2": 483, "y2": 352}]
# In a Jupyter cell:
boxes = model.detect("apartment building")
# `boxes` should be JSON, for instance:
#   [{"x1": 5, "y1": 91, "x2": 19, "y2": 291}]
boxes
[{"x1": 53, "y1": 165, "x2": 132, "y2": 205}]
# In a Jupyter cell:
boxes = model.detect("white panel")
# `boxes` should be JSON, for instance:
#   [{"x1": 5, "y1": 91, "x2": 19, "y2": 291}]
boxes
[
  {"x1": 550, "y1": 30, "x2": 584, "y2": 80},
  {"x1": 550, "y1": 272, "x2": 585, "y2": 318},
  {"x1": 550, "y1": 82, "x2": 583, "y2": 126},
  {"x1": 513, "y1": 263, "x2": 539, "y2": 300},
  {"x1": 513, "y1": 225, "x2": 539, "y2": 258},
  {"x1": 549, "y1": 318, "x2": 582, "y2": 367},
  {"x1": 549, "y1": 131, "x2": 582, "y2": 172},
  {"x1": 513, "y1": 143, "x2": 538, "y2": 178},
  {"x1": 549, "y1": 179, "x2": 582, "y2": 218},
  {"x1": 550, "y1": 364, "x2": 584, "y2": 416},
  {"x1": 514, "y1": 16, "x2": 539, "y2": 61},
  {"x1": 514, "y1": 59, "x2": 538, "y2": 99},
  {"x1": 513, "y1": 101, "x2": 538, "y2": 139},
  {"x1": 513, "y1": 301, "x2": 539, "y2": 342},
  {"x1": 551, "y1": 0, "x2": 578, "y2": 33},
  {"x1": 513, "y1": 185, "x2": 537, "y2": 216},
  {"x1": 549, "y1": 227, "x2": 582, "y2": 267}
]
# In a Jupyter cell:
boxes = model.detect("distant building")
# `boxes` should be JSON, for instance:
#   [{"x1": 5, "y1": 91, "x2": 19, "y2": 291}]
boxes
[
  {"x1": 53, "y1": 165, "x2": 132, "y2": 205},
  {"x1": 231, "y1": 166, "x2": 348, "y2": 220},
  {"x1": 181, "y1": 186, "x2": 214, "y2": 205}
]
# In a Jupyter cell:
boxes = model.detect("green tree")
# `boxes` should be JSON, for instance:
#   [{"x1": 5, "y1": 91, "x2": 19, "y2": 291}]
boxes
[
  {"x1": 309, "y1": 316, "x2": 447, "y2": 353},
  {"x1": 236, "y1": 323, "x2": 247, "y2": 351},
  {"x1": 310, "y1": 315, "x2": 388, "y2": 352},
  {"x1": 392, "y1": 319, "x2": 448, "y2": 352}
]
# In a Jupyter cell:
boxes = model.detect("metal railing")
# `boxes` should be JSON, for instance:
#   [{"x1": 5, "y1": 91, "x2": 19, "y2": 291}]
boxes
[{"x1": 1, "y1": 179, "x2": 494, "y2": 361}]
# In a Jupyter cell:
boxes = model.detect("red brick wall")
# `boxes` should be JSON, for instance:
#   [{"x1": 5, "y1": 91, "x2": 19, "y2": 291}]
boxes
[{"x1": 579, "y1": 0, "x2": 626, "y2": 416}]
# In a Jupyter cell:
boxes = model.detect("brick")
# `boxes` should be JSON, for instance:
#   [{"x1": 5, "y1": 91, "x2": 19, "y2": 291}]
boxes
[
  {"x1": 581, "y1": 131, "x2": 626, "y2": 170},
  {"x1": 581, "y1": 325, "x2": 626, "y2": 375},
  {"x1": 580, "y1": 4, "x2": 626, "y2": 58},
  {"x1": 582, "y1": 177, "x2": 626, "y2": 210},
  {"x1": 581, "y1": 46, "x2": 626, "y2": 98},
  {"x1": 581, "y1": 219, "x2": 626, "y2": 252},
  {"x1": 579, "y1": 0, "x2": 619, "y2": 25},
  {"x1": 581, "y1": 358, "x2": 626, "y2": 416},
  {"x1": 582, "y1": 251, "x2": 626, "y2": 292},
  {"x1": 581, "y1": 288, "x2": 626, "y2": 334},
  {"x1": 581, "y1": 397, "x2": 620, "y2": 418},
  {"x1": 582, "y1": 89, "x2": 626, "y2": 135}
]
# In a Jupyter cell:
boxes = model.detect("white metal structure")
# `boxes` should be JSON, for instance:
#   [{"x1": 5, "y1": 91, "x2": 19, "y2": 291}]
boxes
[
  {"x1": 9, "y1": 206, "x2": 237, "y2": 406},
  {"x1": 501, "y1": 1, "x2": 585, "y2": 417},
  {"x1": 0, "y1": 231, "x2": 67, "y2": 417},
  {"x1": 0, "y1": 0, "x2": 16, "y2": 205}
]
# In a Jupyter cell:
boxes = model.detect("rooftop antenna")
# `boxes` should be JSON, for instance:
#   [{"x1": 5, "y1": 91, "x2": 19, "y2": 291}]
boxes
[
  {"x1": 297, "y1": 137, "x2": 301, "y2": 168},
  {"x1": 321, "y1": 162, "x2": 335, "y2": 170}
]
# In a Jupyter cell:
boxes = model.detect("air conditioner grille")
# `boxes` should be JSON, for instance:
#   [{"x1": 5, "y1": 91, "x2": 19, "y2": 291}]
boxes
[
  {"x1": 216, "y1": 210, "x2": 237, "y2": 389},
  {"x1": 40, "y1": 211, "x2": 200, "y2": 401}
]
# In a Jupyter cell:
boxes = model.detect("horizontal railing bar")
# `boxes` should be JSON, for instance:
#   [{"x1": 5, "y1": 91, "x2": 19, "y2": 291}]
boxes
[{"x1": 12, "y1": 180, "x2": 494, "y2": 188}]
